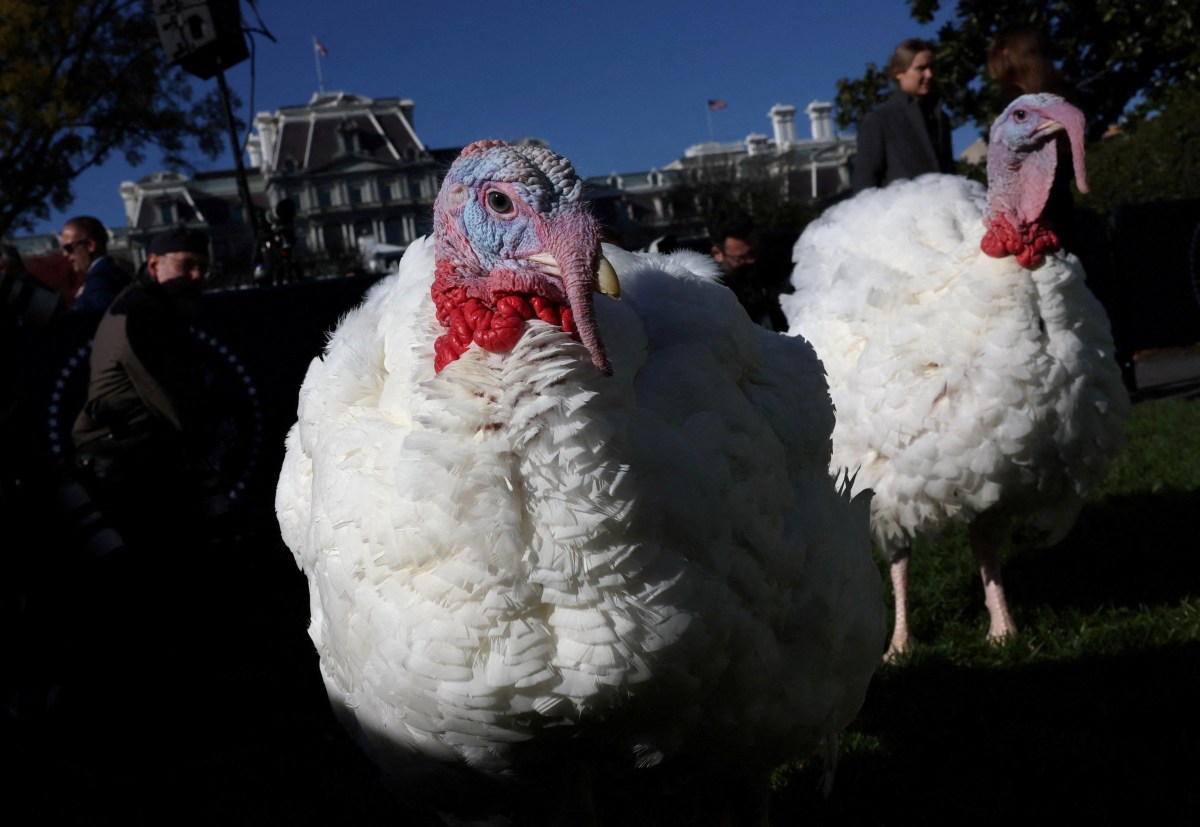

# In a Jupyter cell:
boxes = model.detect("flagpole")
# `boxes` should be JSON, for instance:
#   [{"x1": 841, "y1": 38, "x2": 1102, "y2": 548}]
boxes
[
  {"x1": 706, "y1": 103, "x2": 714, "y2": 143},
  {"x1": 313, "y1": 36, "x2": 325, "y2": 93}
]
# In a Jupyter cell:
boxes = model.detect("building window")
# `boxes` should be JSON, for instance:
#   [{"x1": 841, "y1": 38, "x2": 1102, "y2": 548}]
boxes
[
  {"x1": 380, "y1": 181, "x2": 393, "y2": 202},
  {"x1": 409, "y1": 179, "x2": 423, "y2": 200},
  {"x1": 159, "y1": 202, "x2": 176, "y2": 224},
  {"x1": 340, "y1": 121, "x2": 361, "y2": 154},
  {"x1": 322, "y1": 223, "x2": 344, "y2": 255},
  {"x1": 349, "y1": 184, "x2": 364, "y2": 206},
  {"x1": 317, "y1": 187, "x2": 334, "y2": 208},
  {"x1": 384, "y1": 218, "x2": 403, "y2": 245}
]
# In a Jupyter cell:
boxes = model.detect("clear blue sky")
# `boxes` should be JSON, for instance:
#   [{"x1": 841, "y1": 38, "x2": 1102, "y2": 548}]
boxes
[{"x1": 35, "y1": 0, "x2": 975, "y2": 236}]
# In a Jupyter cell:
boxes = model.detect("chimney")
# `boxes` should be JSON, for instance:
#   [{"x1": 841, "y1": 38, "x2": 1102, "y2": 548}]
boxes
[
  {"x1": 119, "y1": 181, "x2": 140, "y2": 226},
  {"x1": 806, "y1": 101, "x2": 834, "y2": 141},
  {"x1": 254, "y1": 112, "x2": 277, "y2": 173},
  {"x1": 246, "y1": 134, "x2": 262, "y2": 169},
  {"x1": 746, "y1": 133, "x2": 771, "y2": 156},
  {"x1": 769, "y1": 104, "x2": 797, "y2": 149}
]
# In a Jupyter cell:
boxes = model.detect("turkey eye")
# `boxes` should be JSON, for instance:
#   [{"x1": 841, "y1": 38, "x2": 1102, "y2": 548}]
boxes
[
  {"x1": 1012, "y1": 109, "x2": 1028, "y2": 122},
  {"x1": 486, "y1": 190, "x2": 514, "y2": 215}
]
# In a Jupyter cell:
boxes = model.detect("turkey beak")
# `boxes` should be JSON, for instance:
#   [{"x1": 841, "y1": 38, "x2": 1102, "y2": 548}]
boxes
[
  {"x1": 527, "y1": 251, "x2": 621, "y2": 299},
  {"x1": 596, "y1": 255, "x2": 621, "y2": 299},
  {"x1": 1031, "y1": 119, "x2": 1063, "y2": 141}
]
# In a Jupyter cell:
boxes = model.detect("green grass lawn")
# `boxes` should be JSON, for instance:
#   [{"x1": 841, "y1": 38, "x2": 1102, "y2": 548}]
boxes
[{"x1": 774, "y1": 397, "x2": 1200, "y2": 823}]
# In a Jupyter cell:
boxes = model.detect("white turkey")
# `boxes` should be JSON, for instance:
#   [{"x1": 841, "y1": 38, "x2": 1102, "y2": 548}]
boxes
[
  {"x1": 276, "y1": 140, "x2": 885, "y2": 823},
  {"x1": 781, "y1": 94, "x2": 1130, "y2": 659}
]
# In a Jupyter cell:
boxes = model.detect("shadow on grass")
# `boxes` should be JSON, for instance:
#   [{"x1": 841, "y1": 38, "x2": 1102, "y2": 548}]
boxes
[
  {"x1": 1007, "y1": 488, "x2": 1200, "y2": 613},
  {"x1": 776, "y1": 487, "x2": 1200, "y2": 824},
  {"x1": 775, "y1": 641, "x2": 1200, "y2": 823},
  {"x1": 8, "y1": 524, "x2": 426, "y2": 825}
]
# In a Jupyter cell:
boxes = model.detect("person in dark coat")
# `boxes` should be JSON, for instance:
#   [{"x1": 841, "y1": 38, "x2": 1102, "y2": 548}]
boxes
[
  {"x1": 71, "y1": 227, "x2": 224, "y2": 547},
  {"x1": 710, "y1": 216, "x2": 790, "y2": 332},
  {"x1": 851, "y1": 38, "x2": 956, "y2": 193},
  {"x1": 62, "y1": 228, "x2": 227, "y2": 716},
  {"x1": 60, "y1": 215, "x2": 130, "y2": 312}
]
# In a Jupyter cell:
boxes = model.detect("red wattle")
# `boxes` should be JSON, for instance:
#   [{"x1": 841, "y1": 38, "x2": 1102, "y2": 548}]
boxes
[
  {"x1": 981, "y1": 215, "x2": 1060, "y2": 269},
  {"x1": 529, "y1": 295, "x2": 561, "y2": 326},
  {"x1": 431, "y1": 265, "x2": 577, "y2": 372}
]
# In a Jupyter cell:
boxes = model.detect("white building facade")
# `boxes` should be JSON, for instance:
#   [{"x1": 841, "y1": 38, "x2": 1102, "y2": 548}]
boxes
[
  {"x1": 117, "y1": 92, "x2": 457, "y2": 282},
  {"x1": 587, "y1": 100, "x2": 856, "y2": 246}
]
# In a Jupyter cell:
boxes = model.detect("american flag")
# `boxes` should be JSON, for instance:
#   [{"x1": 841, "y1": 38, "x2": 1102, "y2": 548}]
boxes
[
  {"x1": 707, "y1": 99, "x2": 728, "y2": 110},
  {"x1": 314, "y1": 38, "x2": 329, "y2": 57}
]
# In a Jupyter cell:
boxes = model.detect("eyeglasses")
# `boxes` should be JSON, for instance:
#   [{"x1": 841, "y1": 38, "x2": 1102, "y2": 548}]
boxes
[
  {"x1": 61, "y1": 239, "x2": 90, "y2": 254},
  {"x1": 722, "y1": 250, "x2": 757, "y2": 267}
]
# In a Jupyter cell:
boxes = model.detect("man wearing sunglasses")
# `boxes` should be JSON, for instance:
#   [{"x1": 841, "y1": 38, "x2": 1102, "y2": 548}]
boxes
[{"x1": 59, "y1": 216, "x2": 130, "y2": 313}]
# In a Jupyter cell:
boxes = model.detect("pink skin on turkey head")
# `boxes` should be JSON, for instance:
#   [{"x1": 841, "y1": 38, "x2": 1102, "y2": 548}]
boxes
[
  {"x1": 981, "y1": 94, "x2": 1087, "y2": 269},
  {"x1": 431, "y1": 140, "x2": 611, "y2": 375}
]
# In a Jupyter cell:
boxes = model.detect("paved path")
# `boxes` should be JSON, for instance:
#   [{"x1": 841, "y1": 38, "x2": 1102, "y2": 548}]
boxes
[{"x1": 1132, "y1": 346, "x2": 1200, "y2": 402}]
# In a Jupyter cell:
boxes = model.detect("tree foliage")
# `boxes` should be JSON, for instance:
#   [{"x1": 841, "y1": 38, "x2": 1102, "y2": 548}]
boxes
[
  {"x1": 669, "y1": 157, "x2": 827, "y2": 242},
  {"x1": 1081, "y1": 86, "x2": 1200, "y2": 216},
  {"x1": 835, "y1": 0, "x2": 1200, "y2": 142},
  {"x1": 0, "y1": 0, "x2": 230, "y2": 237}
]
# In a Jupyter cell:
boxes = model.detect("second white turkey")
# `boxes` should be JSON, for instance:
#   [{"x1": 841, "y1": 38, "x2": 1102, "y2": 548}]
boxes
[{"x1": 782, "y1": 94, "x2": 1130, "y2": 659}]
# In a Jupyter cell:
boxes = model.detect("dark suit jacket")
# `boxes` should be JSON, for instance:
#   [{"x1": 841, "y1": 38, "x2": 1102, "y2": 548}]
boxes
[
  {"x1": 851, "y1": 91, "x2": 955, "y2": 193},
  {"x1": 75, "y1": 255, "x2": 130, "y2": 313}
]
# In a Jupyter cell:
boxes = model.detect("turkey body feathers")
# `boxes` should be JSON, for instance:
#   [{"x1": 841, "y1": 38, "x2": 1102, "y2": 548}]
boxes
[
  {"x1": 277, "y1": 237, "x2": 884, "y2": 790},
  {"x1": 781, "y1": 173, "x2": 1129, "y2": 559}
]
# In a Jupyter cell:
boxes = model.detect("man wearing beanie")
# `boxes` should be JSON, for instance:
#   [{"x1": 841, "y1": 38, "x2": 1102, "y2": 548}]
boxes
[{"x1": 71, "y1": 227, "x2": 221, "y2": 549}]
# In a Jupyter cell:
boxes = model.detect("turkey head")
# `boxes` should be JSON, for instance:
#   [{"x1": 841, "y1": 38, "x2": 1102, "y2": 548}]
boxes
[
  {"x1": 431, "y1": 139, "x2": 619, "y2": 375},
  {"x1": 981, "y1": 94, "x2": 1087, "y2": 269}
]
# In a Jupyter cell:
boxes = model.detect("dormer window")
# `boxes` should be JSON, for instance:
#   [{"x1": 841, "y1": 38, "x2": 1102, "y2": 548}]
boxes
[{"x1": 339, "y1": 120, "x2": 361, "y2": 154}]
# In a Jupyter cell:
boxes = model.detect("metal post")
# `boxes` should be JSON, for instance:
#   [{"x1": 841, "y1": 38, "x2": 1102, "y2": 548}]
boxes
[{"x1": 215, "y1": 68, "x2": 260, "y2": 280}]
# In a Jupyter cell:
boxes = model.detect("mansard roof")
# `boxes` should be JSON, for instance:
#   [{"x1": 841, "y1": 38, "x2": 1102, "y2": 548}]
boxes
[{"x1": 264, "y1": 92, "x2": 426, "y2": 175}]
